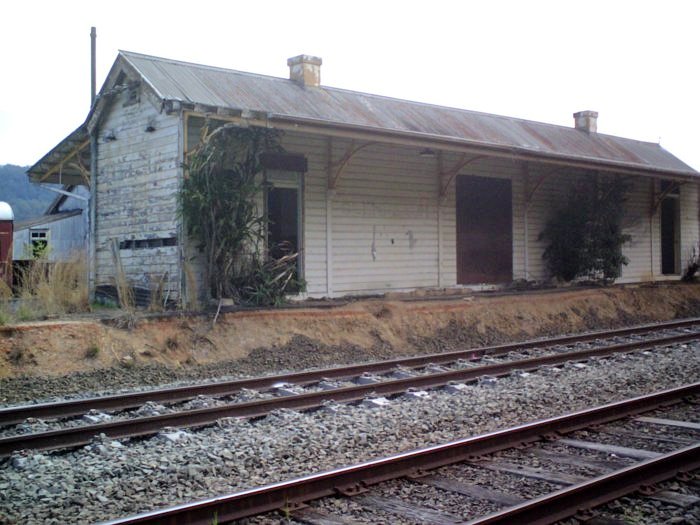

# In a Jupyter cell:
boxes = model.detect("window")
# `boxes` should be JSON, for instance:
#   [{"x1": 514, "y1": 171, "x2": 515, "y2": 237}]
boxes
[
  {"x1": 119, "y1": 237, "x2": 177, "y2": 250},
  {"x1": 30, "y1": 229, "x2": 48, "y2": 258}
]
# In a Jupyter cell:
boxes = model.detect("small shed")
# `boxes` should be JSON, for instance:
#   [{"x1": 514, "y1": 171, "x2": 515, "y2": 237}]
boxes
[{"x1": 12, "y1": 186, "x2": 88, "y2": 262}]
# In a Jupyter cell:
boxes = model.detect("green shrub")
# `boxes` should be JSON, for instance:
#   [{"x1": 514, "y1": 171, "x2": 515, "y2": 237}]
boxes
[{"x1": 540, "y1": 176, "x2": 631, "y2": 283}]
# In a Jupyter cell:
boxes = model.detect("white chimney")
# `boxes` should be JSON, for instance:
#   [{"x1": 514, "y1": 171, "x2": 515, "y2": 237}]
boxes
[
  {"x1": 287, "y1": 55, "x2": 322, "y2": 87},
  {"x1": 573, "y1": 110, "x2": 598, "y2": 133}
]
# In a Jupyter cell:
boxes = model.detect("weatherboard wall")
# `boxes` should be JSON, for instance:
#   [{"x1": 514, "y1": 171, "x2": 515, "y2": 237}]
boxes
[
  {"x1": 94, "y1": 84, "x2": 181, "y2": 296},
  {"x1": 120, "y1": 112, "x2": 698, "y2": 301}
]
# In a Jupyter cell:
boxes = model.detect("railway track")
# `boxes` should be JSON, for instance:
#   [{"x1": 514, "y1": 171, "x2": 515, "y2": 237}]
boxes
[
  {"x1": 3, "y1": 317, "x2": 699, "y2": 425},
  {"x1": 2, "y1": 318, "x2": 700, "y2": 457},
  {"x1": 101, "y1": 382, "x2": 700, "y2": 525}
]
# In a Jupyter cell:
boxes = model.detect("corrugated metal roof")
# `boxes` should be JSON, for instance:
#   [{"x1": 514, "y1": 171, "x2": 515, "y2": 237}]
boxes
[
  {"x1": 14, "y1": 209, "x2": 83, "y2": 231},
  {"x1": 121, "y1": 51, "x2": 698, "y2": 178}
]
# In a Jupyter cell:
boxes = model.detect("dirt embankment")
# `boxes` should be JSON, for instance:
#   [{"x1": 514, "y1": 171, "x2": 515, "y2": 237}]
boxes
[{"x1": 2, "y1": 283, "x2": 700, "y2": 380}]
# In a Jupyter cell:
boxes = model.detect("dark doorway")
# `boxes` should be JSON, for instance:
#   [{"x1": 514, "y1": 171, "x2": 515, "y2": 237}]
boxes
[
  {"x1": 456, "y1": 175, "x2": 513, "y2": 284},
  {"x1": 660, "y1": 193, "x2": 680, "y2": 275},
  {"x1": 267, "y1": 187, "x2": 299, "y2": 260}
]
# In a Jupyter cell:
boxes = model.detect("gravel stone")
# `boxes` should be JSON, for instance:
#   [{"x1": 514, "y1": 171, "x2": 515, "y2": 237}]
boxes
[{"x1": 0, "y1": 341, "x2": 698, "y2": 523}]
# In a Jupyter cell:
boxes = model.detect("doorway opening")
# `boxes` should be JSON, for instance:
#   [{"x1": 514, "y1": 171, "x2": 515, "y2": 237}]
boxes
[
  {"x1": 456, "y1": 175, "x2": 513, "y2": 284},
  {"x1": 266, "y1": 170, "x2": 303, "y2": 281},
  {"x1": 660, "y1": 181, "x2": 680, "y2": 275}
]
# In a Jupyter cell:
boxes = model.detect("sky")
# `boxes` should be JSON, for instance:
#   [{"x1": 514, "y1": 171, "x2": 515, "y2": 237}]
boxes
[{"x1": 0, "y1": 0, "x2": 698, "y2": 171}]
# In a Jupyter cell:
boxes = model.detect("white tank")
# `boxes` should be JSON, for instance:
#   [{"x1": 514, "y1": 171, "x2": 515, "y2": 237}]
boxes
[{"x1": 0, "y1": 202, "x2": 13, "y2": 221}]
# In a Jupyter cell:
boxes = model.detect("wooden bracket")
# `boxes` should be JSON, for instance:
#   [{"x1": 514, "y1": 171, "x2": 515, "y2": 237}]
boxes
[
  {"x1": 651, "y1": 180, "x2": 684, "y2": 214},
  {"x1": 438, "y1": 154, "x2": 486, "y2": 198},
  {"x1": 328, "y1": 140, "x2": 375, "y2": 190},
  {"x1": 38, "y1": 139, "x2": 91, "y2": 184},
  {"x1": 525, "y1": 166, "x2": 563, "y2": 206}
]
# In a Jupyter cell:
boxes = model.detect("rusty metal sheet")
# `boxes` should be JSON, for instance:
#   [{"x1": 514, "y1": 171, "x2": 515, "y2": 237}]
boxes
[{"x1": 122, "y1": 51, "x2": 697, "y2": 177}]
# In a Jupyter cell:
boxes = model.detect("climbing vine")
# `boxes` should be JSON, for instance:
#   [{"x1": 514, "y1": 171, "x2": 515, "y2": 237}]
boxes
[
  {"x1": 540, "y1": 175, "x2": 631, "y2": 283},
  {"x1": 180, "y1": 123, "x2": 302, "y2": 305}
]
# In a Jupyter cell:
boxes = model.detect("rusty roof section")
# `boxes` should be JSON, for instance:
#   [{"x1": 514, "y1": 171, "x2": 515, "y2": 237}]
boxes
[{"x1": 120, "y1": 50, "x2": 697, "y2": 178}]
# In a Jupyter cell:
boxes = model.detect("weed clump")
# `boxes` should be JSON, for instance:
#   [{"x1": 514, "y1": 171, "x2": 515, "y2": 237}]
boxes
[{"x1": 84, "y1": 346, "x2": 100, "y2": 359}]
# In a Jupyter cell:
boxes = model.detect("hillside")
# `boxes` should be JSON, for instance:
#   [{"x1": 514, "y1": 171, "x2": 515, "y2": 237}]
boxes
[{"x1": 0, "y1": 164, "x2": 57, "y2": 221}]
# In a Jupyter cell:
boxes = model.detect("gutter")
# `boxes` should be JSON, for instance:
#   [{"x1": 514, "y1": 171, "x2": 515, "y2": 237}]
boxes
[{"x1": 264, "y1": 112, "x2": 700, "y2": 181}]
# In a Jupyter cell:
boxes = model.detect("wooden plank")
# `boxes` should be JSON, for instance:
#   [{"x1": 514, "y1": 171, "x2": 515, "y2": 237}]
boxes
[
  {"x1": 600, "y1": 427, "x2": 695, "y2": 446},
  {"x1": 414, "y1": 474, "x2": 525, "y2": 506},
  {"x1": 531, "y1": 449, "x2": 626, "y2": 472},
  {"x1": 291, "y1": 506, "x2": 364, "y2": 525},
  {"x1": 530, "y1": 449, "x2": 627, "y2": 472},
  {"x1": 473, "y1": 460, "x2": 586, "y2": 485},
  {"x1": 636, "y1": 416, "x2": 700, "y2": 431},
  {"x1": 356, "y1": 495, "x2": 463, "y2": 525},
  {"x1": 648, "y1": 490, "x2": 700, "y2": 508},
  {"x1": 557, "y1": 439, "x2": 662, "y2": 460}
]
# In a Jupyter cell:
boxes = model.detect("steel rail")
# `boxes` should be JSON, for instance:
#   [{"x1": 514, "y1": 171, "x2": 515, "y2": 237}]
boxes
[
  {"x1": 99, "y1": 383, "x2": 700, "y2": 525},
  {"x1": 2, "y1": 317, "x2": 699, "y2": 426},
  {"x1": 464, "y1": 443, "x2": 700, "y2": 525},
  {"x1": 1, "y1": 330, "x2": 698, "y2": 458}
]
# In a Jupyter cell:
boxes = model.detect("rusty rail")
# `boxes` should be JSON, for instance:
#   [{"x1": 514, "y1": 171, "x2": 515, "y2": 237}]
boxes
[
  {"x1": 465, "y1": 443, "x2": 700, "y2": 524},
  {"x1": 2, "y1": 317, "x2": 699, "y2": 426},
  {"x1": 100, "y1": 383, "x2": 700, "y2": 524},
  {"x1": 1, "y1": 330, "x2": 698, "y2": 457}
]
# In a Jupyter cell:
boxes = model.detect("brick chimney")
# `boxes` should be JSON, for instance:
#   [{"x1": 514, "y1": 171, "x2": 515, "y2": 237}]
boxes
[
  {"x1": 287, "y1": 55, "x2": 322, "y2": 87},
  {"x1": 573, "y1": 110, "x2": 598, "y2": 133}
]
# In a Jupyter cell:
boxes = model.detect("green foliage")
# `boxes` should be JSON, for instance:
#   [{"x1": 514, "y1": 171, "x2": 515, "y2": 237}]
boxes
[
  {"x1": 540, "y1": 175, "x2": 631, "y2": 283},
  {"x1": 180, "y1": 124, "x2": 303, "y2": 305}
]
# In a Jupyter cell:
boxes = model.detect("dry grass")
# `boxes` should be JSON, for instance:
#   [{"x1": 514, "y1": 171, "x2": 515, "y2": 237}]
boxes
[
  {"x1": 17, "y1": 253, "x2": 89, "y2": 318},
  {"x1": 0, "y1": 280, "x2": 11, "y2": 325}
]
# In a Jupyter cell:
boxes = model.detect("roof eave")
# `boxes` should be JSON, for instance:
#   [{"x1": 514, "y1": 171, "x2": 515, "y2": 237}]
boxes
[{"x1": 211, "y1": 109, "x2": 700, "y2": 181}]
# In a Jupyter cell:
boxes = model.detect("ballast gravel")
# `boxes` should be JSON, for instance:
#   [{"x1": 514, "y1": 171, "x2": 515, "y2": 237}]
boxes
[{"x1": 0, "y1": 343, "x2": 699, "y2": 524}]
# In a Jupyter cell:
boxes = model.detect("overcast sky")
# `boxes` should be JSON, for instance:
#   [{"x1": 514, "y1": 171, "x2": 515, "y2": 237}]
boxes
[{"x1": 1, "y1": 0, "x2": 698, "y2": 171}]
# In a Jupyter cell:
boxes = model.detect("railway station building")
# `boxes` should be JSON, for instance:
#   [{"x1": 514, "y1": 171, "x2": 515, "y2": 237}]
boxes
[{"x1": 27, "y1": 52, "x2": 700, "y2": 303}]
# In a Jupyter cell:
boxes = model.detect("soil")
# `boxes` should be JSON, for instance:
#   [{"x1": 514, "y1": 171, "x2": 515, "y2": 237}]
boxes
[{"x1": 1, "y1": 283, "x2": 700, "y2": 388}]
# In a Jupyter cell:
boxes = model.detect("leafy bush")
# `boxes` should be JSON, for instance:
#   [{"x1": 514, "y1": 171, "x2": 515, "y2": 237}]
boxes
[
  {"x1": 180, "y1": 123, "x2": 303, "y2": 306},
  {"x1": 540, "y1": 176, "x2": 631, "y2": 283}
]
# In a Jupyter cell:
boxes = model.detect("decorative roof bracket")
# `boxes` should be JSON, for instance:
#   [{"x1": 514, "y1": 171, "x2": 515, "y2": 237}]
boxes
[
  {"x1": 328, "y1": 139, "x2": 376, "y2": 190},
  {"x1": 439, "y1": 153, "x2": 486, "y2": 199}
]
